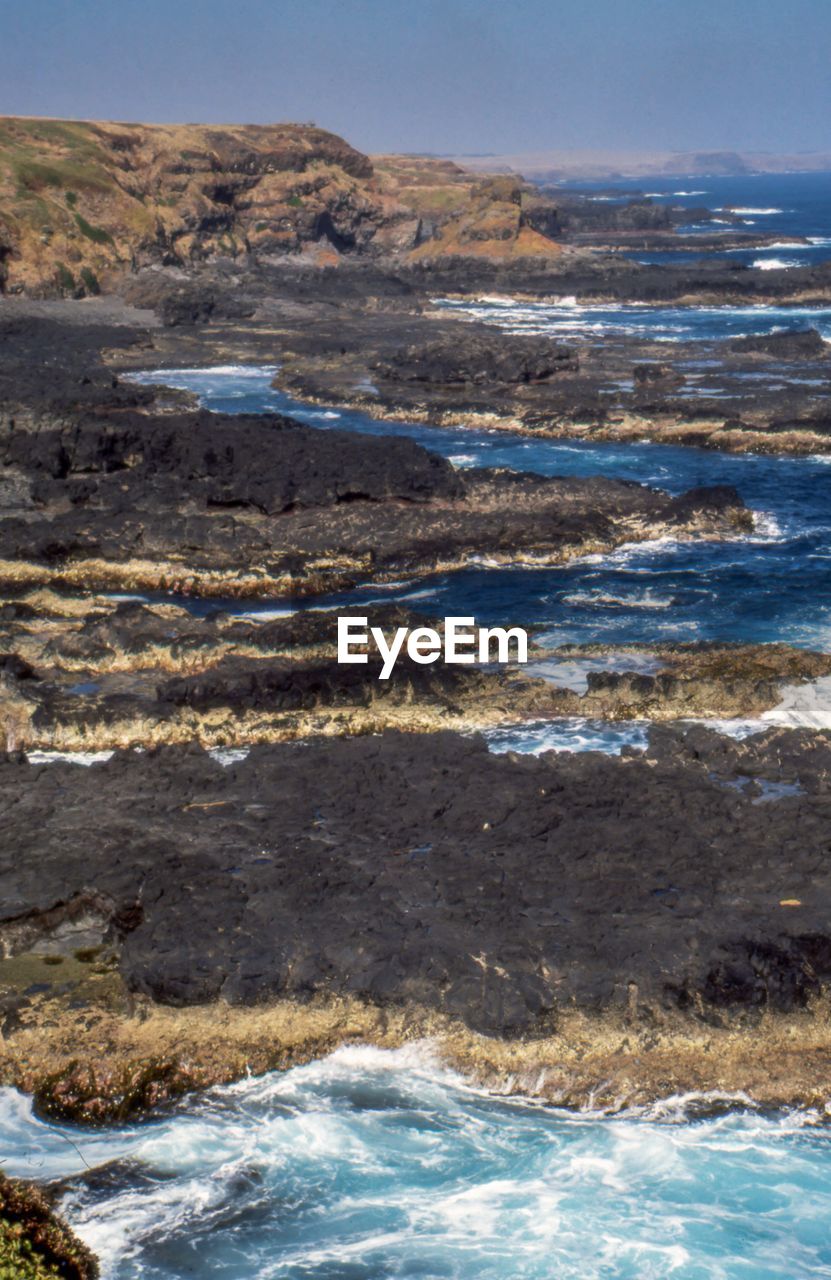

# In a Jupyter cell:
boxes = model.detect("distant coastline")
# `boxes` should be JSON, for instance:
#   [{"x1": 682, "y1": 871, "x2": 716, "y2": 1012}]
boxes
[{"x1": 448, "y1": 147, "x2": 831, "y2": 182}]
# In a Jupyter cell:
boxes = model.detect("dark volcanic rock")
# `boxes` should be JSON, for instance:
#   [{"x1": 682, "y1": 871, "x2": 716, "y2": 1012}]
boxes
[
  {"x1": 1, "y1": 409, "x2": 462, "y2": 515},
  {"x1": 154, "y1": 649, "x2": 489, "y2": 715},
  {"x1": 0, "y1": 314, "x2": 156, "y2": 425},
  {"x1": 2, "y1": 729, "x2": 831, "y2": 1036},
  {"x1": 633, "y1": 362, "x2": 684, "y2": 389},
  {"x1": 376, "y1": 334, "x2": 578, "y2": 385},
  {"x1": 729, "y1": 328, "x2": 828, "y2": 359},
  {"x1": 0, "y1": 372, "x2": 749, "y2": 592}
]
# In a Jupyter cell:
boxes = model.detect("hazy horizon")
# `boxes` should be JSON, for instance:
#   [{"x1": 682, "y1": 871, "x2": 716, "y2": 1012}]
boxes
[{"x1": 5, "y1": 0, "x2": 831, "y2": 156}]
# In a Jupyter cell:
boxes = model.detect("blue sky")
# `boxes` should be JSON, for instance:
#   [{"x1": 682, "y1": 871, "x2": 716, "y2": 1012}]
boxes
[{"x1": 4, "y1": 0, "x2": 830, "y2": 154}]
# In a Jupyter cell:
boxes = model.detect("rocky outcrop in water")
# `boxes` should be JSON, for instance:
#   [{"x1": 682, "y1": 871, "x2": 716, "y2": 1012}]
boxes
[
  {"x1": 3, "y1": 590, "x2": 828, "y2": 754},
  {"x1": 375, "y1": 334, "x2": 578, "y2": 385},
  {"x1": 0, "y1": 1172, "x2": 98, "y2": 1278},
  {"x1": 729, "y1": 328, "x2": 829, "y2": 358},
  {"x1": 0, "y1": 321, "x2": 750, "y2": 597}
]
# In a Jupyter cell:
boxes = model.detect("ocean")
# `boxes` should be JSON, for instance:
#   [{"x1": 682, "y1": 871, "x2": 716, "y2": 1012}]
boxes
[
  {"x1": 21, "y1": 174, "x2": 831, "y2": 1277},
  {"x1": 566, "y1": 171, "x2": 831, "y2": 269},
  {"x1": 5, "y1": 1046, "x2": 831, "y2": 1279}
]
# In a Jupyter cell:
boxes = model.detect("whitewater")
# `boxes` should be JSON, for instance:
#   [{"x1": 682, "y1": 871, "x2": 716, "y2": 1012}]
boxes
[{"x1": 5, "y1": 1045, "x2": 831, "y2": 1279}]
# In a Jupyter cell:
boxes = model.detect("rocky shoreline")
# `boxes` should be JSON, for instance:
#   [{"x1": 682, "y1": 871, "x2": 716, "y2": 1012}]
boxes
[
  {"x1": 98, "y1": 263, "x2": 831, "y2": 458},
  {"x1": 0, "y1": 314, "x2": 753, "y2": 607},
  {"x1": 7, "y1": 973, "x2": 831, "y2": 1125},
  {"x1": 2, "y1": 593, "x2": 829, "y2": 754},
  {"x1": 1, "y1": 235, "x2": 831, "y2": 1170},
  {"x1": 3, "y1": 725, "x2": 831, "y2": 1124},
  {"x1": 3, "y1": 107, "x2": 831, "y2": 1280},
  {"x1": 270, "y1": 311, "x2": 831, "y2": 458}
]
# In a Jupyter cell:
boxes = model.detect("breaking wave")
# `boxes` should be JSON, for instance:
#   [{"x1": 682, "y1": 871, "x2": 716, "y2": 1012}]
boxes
[
  {"x1": 3, "y1": 1046, "x2": 831, "y2": 1278},
  {"x1": 752, "y1": 256, "x2": 804, "y2": 270}
]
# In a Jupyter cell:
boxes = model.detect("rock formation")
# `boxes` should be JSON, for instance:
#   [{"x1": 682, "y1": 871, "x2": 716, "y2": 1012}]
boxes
[{"x1": 0, "y1": 118, "x2": 565, "y2": 295}]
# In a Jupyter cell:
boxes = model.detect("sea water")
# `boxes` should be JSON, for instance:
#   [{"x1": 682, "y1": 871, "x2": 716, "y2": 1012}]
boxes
[
  {"x1": 434, "y1": 296, "x2": 831, "y2": 342},
  {"x1": 4, "y1": 1045, "x2": 831, "y2": 1279},
  {"x1": 564, "y1": 171, "x2": 831, "y2": 269}
]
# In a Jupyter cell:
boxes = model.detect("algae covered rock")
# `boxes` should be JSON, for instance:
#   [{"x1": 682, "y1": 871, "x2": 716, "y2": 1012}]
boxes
[{"x1": 0, "y1": 1172, "x2": 97, "y2": 1278}]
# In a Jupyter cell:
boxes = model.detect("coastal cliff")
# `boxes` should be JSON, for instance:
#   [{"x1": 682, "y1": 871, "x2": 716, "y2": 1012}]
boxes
[{"x1": 0, "y1": 118, "x2": 563, "y2": 295}]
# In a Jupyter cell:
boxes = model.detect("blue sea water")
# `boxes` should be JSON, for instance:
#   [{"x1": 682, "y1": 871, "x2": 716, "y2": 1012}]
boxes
[
  {"x1": 561, "y1": 171, "x2": 831, "y2": 269},
  {"x1": 5, "y1": 1046, "x2": 831, "y2": 1280},
  {"x1": 435, "y1": 296, "x2": 831, "y2": 342}
]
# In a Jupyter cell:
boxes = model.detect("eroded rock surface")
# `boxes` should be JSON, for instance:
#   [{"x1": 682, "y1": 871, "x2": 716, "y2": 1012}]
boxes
[
  {"x1": 1, "y1": 729, "x2": 830, "y2": 1039},
  {"x1": 0, "y1": 325, "x2": 750, "y2": 595},
  {"x1": 4, "y1": 593, "x2": 824, "y2": 752}
]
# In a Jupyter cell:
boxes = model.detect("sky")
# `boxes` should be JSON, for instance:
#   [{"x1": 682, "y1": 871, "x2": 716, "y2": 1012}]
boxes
[{"x1": 4, "y1": 0, "x2": 831, "y2": 156}]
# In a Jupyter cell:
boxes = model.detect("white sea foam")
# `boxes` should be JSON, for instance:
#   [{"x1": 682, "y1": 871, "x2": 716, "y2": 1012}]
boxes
[
  {"x1": 128, "y1": 363, "x2": 279, "y2": 381},
  {"x1": 752, "y1": 257, "x2": 803, "y2": 270},
  {"x1": 750, "y1": 510, "x2": 786, "y2": 541},
  {"x1": 571, "y1": 535, "x2": 685, "y2": 568},
  {"x1": 207, "y1": 747, "x2": 250, "y2": 766},
  {"x1": 229, "y1": 605, "x2": 294, "y2": 621},
  {"x1": 561, "y1": 589, "x2": 673, "y2": 610},
  {"x1": 625, "y1": 1090, "x2": 761, "y2": 1122},
  {"x1": 728, "y1": 207, "x2": 785, "y2": 215},
  {"x1": 25, "y1": 750, "x2": 114, "y2": 766},
  {"x1": 762, "y1": 674, "x2": 831, "y2": 729},
  {"x1": 474, "y1": 293, "x2": 518, "y2": 306},
  {"x1": 484, "y1": 718, "x2": 649, "y2": 755}
]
